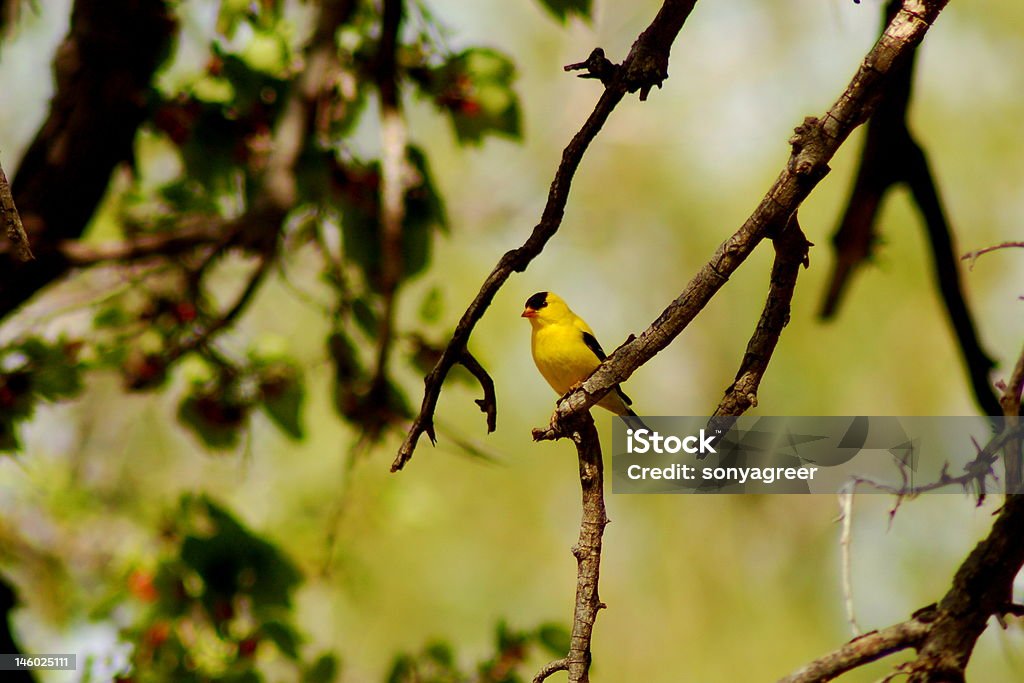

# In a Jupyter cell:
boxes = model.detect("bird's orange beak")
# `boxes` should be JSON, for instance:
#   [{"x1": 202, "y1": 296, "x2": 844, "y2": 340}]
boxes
[{"x1": 521, "y1": 308, "x2": 537, "y2": 318}]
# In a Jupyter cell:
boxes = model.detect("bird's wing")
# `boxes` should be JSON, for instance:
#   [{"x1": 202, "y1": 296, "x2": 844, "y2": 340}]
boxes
[
  {"x1": 581, "y1": 330, "x2": 607, "y2": 361},
  {"x1": 580, "y1": 329, "x2": 632, "y2": 406}
]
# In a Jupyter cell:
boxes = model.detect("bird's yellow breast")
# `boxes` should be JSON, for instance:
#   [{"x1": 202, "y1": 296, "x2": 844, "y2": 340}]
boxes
[{"x1": 530, "y1": 323, "x2": 601, "y2": 396}]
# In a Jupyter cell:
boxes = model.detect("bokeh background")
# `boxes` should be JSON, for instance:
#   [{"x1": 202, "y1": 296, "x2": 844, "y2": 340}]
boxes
[{"x1": 1, "y1": 0, "x2": 1023, "y2": 681}]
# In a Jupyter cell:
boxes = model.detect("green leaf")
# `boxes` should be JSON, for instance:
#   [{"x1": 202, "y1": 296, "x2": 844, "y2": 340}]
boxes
[
  {"x1": 424, "y1": 641, "x2": 454, "y2": 667},
  {"x1": 0, "y1": 418, "x2": 22, "y2": 452},
  {"x1": 17, "y1": 338, "x2": 82, "y2": 400},
  {"x1": 537, "y1": 0, "x2": 592, "y2": 22},
  {"x1": 180, "y1": 497, "x2": 302, "y2": 614},
  {"x1": 258, "y1": 364, "x2": 305, "y2": 440},
  {"x1": 177, "y1": 391, "x2": 246, "y2": 450},
  {"x1": 303, "y1": 654, "x2": 339, "y2": 683},
  {"x1": 536, "y1": 623, "x2": 571, "y2": 656},
  {"x1": 352, "y1": 297, "x2": 379, "y2": 338},
  {"x1": 428, "y1": 49, "x2": 521, "y2": 145},
  {"x1": 403, "y1": 146, "x2": 448, "y2": 279},
  {"x1": 261, "y1": 620, "x2": 301, "y2": 660},
  {"x1": 94, "y1": 306, "x2": 130, "y2": 328},
  {"x1": 386, "y1": 654, "x2": 416, "y2": 683},
  {"x1": 418, "y1": 287, "x2": 443, "y2": 324}
]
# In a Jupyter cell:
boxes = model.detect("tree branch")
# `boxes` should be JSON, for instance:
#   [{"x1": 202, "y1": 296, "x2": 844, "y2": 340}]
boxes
[
  {"x1": 902, "y1": 494, "x2": 1024, "y2": 681},
  {"x1": 0, "y1": 158, "x2": 32, "y2": 261},
  {"x1": 532, "y1": 414, "x2": 607, "y2": 683},
  {"x1": 819, "y1": 0, "x2": 998, "y2": 417},
  {"x1": 3, "y1": 0, "x2": 176, "y2": 314},
  {"x1": 533, "y1": 0, "x2": 951, "y2": 441},
  {"x1": 784, "y1": 417, "x2": 1024, "y2": 682},
  {"x1": 458, "y1": 350, "x2": 497, "y2": 433},
  {"x1": 778, "y1": 618, "x2": 931, "y2": 683},
  {"x1": 999, "y1": 344, "x2": 1024, "y2": 494},
  {"x1": 391, "y1": 0, "x2": 700, "y2": 472},
  {"x1": 713, "y1": 214, "x2": 811, "y2": 416},
  {"x1": 371, "y1": 0, "x2": 408, "y2": 398},
  {"x1": 532, "y1": 658, "x2": 568, "y2": 683},
  {"x1": 57, "y1": 221, "x2": 228, "y2": 266}
]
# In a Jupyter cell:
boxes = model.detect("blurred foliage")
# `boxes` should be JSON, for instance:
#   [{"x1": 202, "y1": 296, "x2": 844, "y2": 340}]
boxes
[
  {"x1": 0, "y1": 337, "x2": 84, "y2": 450},
  {"x1": 385, "y1": 621, "x2": 569, "y2": 683},
  {"x1": 1, "y1": 0, "x2": 1022, "y2": 682},
  {"x1": 535, "y1": 0, "x2": 592, "y2": 24},
  {"x1": 118, "y1": 495, "x2": 333, "y2": 682}
]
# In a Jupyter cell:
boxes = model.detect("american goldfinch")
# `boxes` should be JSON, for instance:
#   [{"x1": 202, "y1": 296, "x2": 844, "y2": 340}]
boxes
[{"x1": 521, "y1": 291, "x2": 645, "y2": 427}]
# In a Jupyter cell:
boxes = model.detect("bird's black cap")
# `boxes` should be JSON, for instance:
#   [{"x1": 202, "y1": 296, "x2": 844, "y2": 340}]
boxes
[{"x1": 525, "y1": 292, "x2": 548, "y2": 310}]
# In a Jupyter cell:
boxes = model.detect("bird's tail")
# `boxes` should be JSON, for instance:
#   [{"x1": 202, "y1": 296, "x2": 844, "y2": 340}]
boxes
[{"x1": 620, "y1": 409, "x2": 650, "y2": 433}]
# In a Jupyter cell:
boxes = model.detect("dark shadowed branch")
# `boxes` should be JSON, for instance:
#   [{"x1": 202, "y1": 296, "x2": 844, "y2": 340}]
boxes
[
  {"x1": 532, "y1": 414, "x2": 607, "y2": 683},
  {"x1": 3, "y1": 0, "x2": 176, "y2": 314},
  {"x1": 0, "y1": 158, "x2": 32, "y2": 261},
  {"x1": 391, "y1": 0, "x2": 700, "y2": 471},
  {"x1": 533, "y1": 0, "x2": 951, "y2": 441},
  {"x1": 820, "y1": 0, "x2": 998, "y2": 417},
  {"x1": 713, "y1": 214, "x2": 811, "y2": 417}
]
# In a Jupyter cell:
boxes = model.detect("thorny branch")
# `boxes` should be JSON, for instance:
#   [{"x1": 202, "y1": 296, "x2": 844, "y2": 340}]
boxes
[
  {"x1": 533, "y1": 0, "x2": 953, "y2": 441},
  {"x1": 820, "y1": 0, "x2": 998, "y2": 417},
  {"x1": 391, "y1": 0, "x2": 700, "y2": 472},
  {"x1": 532, "y1": 414, "x2": 607, "y2": 683},
  {"x1": 849, "y1": 420, "x2": 1024, "y2": 503}
]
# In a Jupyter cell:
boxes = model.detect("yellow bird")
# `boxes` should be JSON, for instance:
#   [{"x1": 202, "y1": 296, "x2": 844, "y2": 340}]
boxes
[{"x1": 521, "y1": 291, "x2": 645, "y2": 427}]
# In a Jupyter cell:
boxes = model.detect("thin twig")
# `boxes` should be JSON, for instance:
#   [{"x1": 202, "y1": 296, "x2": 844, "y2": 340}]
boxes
[
  {"x1": 534, "y1": 0, "x2": 953, "y2": 441},
  {"x1": 532, "y1": 658, "x2": 568, "y2": 683},
  {"x1": 777, "y1": 619, "x2": 931, "y2": 683},
  {"x1": 847, "y1": 421, "x2": 1024, "y2": 501},
  {"x1": 166, "y1": 252, "x2": 274, "y2": 364},
  {"x1": 458, "y1": 350, "x2": 497, "y2": 433},
  {"x1": 391, "y1": 0, "x2": 700, "y2": 471},
  {"x1": 961, "y1": 241, "x2": 1024, "y2": 268},
  {"x1": 532, "y1": 414, "x2": 607, "y2": 683},
  {"x1": 837, "y1": 488, "x2": 861, "y2": 636}
]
